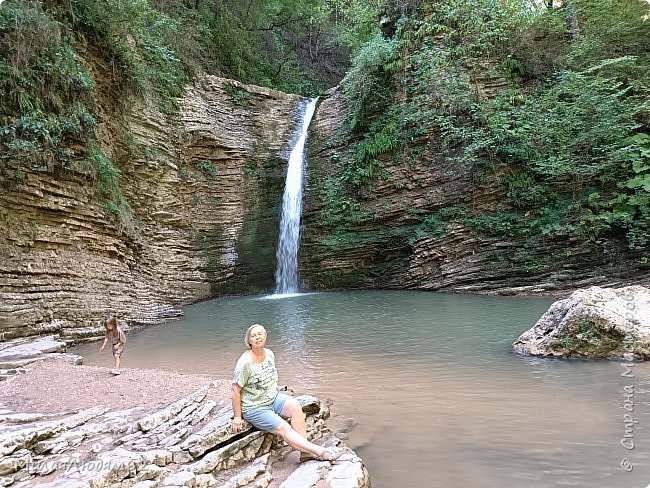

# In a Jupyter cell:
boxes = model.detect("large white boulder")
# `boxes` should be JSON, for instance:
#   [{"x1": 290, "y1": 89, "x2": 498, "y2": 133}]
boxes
[{"x1": 513, "y1": 286, "x2": 650, "y2": 359}]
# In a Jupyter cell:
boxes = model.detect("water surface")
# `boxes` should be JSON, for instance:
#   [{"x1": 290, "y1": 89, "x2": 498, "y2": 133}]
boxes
[{"x1": 72, "y1": 291, "x2": 650, "y2": 488}]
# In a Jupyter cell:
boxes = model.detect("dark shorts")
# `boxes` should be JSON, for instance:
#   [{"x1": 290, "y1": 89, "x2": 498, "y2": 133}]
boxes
[
  {"x1": 112, "y1": 345, "x2": 123, "y2": 357},
  {"x1": 242, "y1": 392, "x2": 289, "y2": 432}
]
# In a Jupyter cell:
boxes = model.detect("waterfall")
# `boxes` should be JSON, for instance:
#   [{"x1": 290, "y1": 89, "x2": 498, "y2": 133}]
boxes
[{"x1": 274, "y1": 97, "x2": 318, "y2": 295}]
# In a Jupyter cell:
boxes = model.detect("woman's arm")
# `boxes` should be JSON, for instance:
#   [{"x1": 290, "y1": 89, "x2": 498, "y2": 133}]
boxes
[{"x1": 231, "y1": 383, "x2": 243, "y2": 432}]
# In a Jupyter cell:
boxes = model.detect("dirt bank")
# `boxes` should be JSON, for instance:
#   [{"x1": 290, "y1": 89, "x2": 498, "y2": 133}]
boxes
[{"x1": 0, "y1": 356, "x2": 231, "y2": 415}]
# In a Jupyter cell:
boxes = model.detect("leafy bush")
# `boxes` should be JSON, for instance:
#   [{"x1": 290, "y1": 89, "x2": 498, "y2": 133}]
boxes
[
  {"x1": 458, "y1": 66, "x2": 648, "y2": 247},
  {"x1": 568, "y1": 0, "x2": 650, "y2": 69},
  {"x1": 318, "y1": 175, "x2": 374, "y2": 227},
  {"x1": 84, "y1": 146, "x2": 134, "y2": 230},
  {"x1": 422, "y1": 0, "x2": 534, "y2": 60},
  {"x1": 413, "y1": 206, "x2": 468, "y2": 241},
  {"x1": 341, "y1": 35, "x2": 401, "y2": 132},
  {"x1": 502, "y1": 170, "x2": 554, "y2": 208},
  {"x1": 0, "y1": 1, "x2": 97, "y2": 181},
  {"x1": 463, "y1": 212, "x2": 521, "y2": 237},
  {"x1": 70, "y1": 0, "x2": 188, "y2": 110},
  {"x1": 328, "y1": 0, "x2": 650, "y2": 254},
  {"x1": 196, "y1": 160, "x2": 217, "y2": 177}
]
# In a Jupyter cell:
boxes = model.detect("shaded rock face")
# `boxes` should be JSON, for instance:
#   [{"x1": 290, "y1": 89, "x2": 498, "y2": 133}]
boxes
[
  {"x1": 300, "y1": 88, "x2": 650, "y2": 293},
  {"x1": 0, "y1": 75, "x2": 301, "y2": 339},
  {"x1": 513, "y1": 286, "x2": 650, "y2": 359}
]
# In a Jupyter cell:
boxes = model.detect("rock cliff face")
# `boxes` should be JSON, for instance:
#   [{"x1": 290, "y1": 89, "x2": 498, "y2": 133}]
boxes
[
  {"x1": 3, "y1": 70, "x2": 649, "y2": 341},
  {"x1": 0, "y1": 75, "x2": 301, "y2": 339},
  {"x1": 300, "y1": 88, "x2": 650, "y2": 293}
]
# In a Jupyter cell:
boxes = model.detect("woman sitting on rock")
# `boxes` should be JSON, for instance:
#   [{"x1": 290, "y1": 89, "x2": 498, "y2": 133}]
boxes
[{"x1": 231, "y1": 324, "x2": 344, "y2": 463}]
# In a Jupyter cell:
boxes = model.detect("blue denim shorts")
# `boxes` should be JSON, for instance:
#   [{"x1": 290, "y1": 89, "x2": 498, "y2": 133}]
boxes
[{"x1": 242, "y1": 392, "x2": 289, "y2": 432}]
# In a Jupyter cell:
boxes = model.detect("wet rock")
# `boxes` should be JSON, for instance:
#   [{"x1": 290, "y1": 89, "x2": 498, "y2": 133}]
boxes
[
  {"x1": 513, "y1": 286, "x2": 650, "y2": 359},
  {"x1": 301, "y1": 87, "x2": 650, "y2": 294}
]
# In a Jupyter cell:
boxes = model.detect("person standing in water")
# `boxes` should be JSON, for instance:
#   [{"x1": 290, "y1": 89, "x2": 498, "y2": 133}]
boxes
[
  {"x1": 231, "y1": 324, "x2": 345, "y2": 463},
  {"x1": 99, "y1": 316, "x2": 126, "y2": 375}
]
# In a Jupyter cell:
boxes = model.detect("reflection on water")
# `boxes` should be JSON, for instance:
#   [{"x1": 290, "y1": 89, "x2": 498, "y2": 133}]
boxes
[{"x1": 72, "y1": 291, "x2": 650, "y2": 488}]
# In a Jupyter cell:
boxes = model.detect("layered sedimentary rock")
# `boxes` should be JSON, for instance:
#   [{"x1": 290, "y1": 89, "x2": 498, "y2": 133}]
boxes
[
  {"x1": 0, "y1": 76, "x2": 301, "y2": 339},
  {"x1": 300, "y1": 88, "x2": 650, "y2": 293},
  {"x1": 4, "y1": 66, "x2": 649, "y2": 341},
  {"x1": 0, "y1": 375, "x2": 370, "y2": 487}
]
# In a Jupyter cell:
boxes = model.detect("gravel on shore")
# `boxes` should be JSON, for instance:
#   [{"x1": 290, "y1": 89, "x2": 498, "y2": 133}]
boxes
[{"x1": 0, "y1": 356, "x2": 231, "y2": 416}]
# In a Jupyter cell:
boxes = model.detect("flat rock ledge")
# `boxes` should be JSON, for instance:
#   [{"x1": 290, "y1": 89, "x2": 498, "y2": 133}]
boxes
[
  {"x1": 0, "y1": 314, "x2": 183, "y2": 380},
  {"x1": 0, "y1": 382, "x2": 370, "y2": 488},
  {"x1": 513, "y1": 285, "x2": 650, "y2": 359},
  {"x1": 0, "y1": 336, "x2": 82, "y2": 381}
]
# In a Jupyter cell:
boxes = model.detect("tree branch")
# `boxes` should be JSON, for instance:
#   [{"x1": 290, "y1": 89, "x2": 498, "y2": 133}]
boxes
[{"x1": 246, "y1": 16, "x2": 312, "y2": 31}]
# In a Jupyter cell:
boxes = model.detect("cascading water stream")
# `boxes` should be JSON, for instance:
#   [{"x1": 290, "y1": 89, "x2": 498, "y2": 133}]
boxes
[{"x1": 274, "y1": 97, "x2": 318, "y2": 295}]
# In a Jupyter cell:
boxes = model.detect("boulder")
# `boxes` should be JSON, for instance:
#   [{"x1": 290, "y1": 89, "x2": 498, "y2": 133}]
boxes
[{"x1": 513, "y1": 286, "x2": 650, "y2": 359}]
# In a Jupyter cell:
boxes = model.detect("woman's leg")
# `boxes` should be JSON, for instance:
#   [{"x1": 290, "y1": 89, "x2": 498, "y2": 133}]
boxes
[
  {"x1": 280, "y1": 396, "x2": 307, "y2": 438},
  {"x1": 246, "y1": 400, "x2": 345, "y2": 462},
  {"x1": 273, "y1": 423, "x2": 345, "y2": 461},
  {"x1": 272, "y1": 421, "x2": 325, "y2": 458}
]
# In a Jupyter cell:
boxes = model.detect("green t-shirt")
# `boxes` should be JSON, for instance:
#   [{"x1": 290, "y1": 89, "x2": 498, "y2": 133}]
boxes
[{"x1": 232, "y1": 349, "x2": 279, "y2": 412}]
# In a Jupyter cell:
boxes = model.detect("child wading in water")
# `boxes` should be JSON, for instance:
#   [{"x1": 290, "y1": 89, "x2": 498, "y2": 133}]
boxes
[{"x1": 99, "y1": 316, "x2": 126, "y2": 375}]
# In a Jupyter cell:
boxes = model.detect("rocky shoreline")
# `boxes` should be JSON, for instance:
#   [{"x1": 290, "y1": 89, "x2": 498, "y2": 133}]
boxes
[{"x1": 0, "y1": 339, "x2": 370, "y2": 487}]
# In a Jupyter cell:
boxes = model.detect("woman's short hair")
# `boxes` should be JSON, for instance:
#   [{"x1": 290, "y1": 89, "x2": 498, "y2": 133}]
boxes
[{"x1": 245, "y1": 324, "x2": 266, "y2": 347}]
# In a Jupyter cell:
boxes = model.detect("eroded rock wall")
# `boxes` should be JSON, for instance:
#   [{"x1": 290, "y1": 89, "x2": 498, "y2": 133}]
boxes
[
  {"x1": 301, "y1": 88, "x2": 650, "y2": 293},
  {"x1": 0, "y1": 75, "x2": 301, "y2": 339}
]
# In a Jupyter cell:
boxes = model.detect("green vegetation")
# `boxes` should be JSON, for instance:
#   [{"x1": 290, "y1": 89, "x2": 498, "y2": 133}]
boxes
[
  {"x1": 70, "y1": 0, "x2": 189, "y2": 110},
  {"x1": 550, "y1": 319, "x2": 625, "y2": 357},
  {"x1": 2, "y1": 0, "x2": 649, "y2": 283},
  {"x1": 314, "y1": 0, "x2": 650, "y2": 260},
  {"x1": 68, "y1": 0, "x2": 345, "y2": 99},
  {"x1": 83, "y1": 146, "x2": 134, "y2": 230},
  {"x1": 0, "y1": 0, "x2": 348, "y2": 231},
  {"x1": 222, "y1": 83, "x2": 254, "y2": 107},
  {"x1": 413, "y1": 206, "x2": 468, "y2": 242},
  {"x1": 196, "y1": 160, "x2": 217, "y2": 177},
  {"x1": 0, "y1": 2, "x2": 97, "y2": 176}
]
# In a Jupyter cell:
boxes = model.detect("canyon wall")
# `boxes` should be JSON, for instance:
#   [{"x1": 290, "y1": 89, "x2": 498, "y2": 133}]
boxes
[
  {"x1": 300, "y1": 88, "x2": 650, "y2": 294},
  {"x1": 2, "y1": 75, "x2": 648, "y2": 341},
  {"x1": 0, "y1": 75, "x2": 301, "y2": 340}
]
